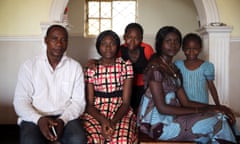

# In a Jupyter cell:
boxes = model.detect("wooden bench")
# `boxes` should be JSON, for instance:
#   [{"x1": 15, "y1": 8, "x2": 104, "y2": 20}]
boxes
[{"x1": 139, "y1": 132, "x2": 196, "y2": 144}]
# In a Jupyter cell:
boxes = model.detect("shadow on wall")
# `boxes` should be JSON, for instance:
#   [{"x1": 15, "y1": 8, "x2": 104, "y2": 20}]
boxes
[
  {"x1": 0, "y1": 40, "x2": 43, "y2": 125},
  {"x1": 67, "y1": 36, "x2": 100, "y2": 65},
  {"x1": 0, "y1": 103, "x2": 18, "y2": 124}
]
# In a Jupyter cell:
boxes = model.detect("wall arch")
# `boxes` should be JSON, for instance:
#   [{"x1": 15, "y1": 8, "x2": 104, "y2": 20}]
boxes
[
  {"x1": 46, "y1": 0, "x2": 220, "y2": 28},
  {"x1": 193, "y1": 0, "x2": 220, "y2": 26},
  {"x1": 40, "y1": 0, "x2": 69, "y2": 33},
  {"x1": 49, "y1": 0, "x2": 69, "y2": 23}
]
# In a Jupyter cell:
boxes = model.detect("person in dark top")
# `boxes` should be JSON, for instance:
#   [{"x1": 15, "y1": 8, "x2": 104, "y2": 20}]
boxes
[{"x1": 118, "y1": 23, "x2": 154, "y2": 113}]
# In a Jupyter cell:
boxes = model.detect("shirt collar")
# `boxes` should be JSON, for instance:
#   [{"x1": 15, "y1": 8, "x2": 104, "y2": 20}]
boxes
[{"x1": 41, "y1": 52, "x2": 68, "y2": 70}]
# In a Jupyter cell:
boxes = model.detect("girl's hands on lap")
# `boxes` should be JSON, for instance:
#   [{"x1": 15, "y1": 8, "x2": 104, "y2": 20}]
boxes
[
  {"x1": 101, "y1": 119, "x2": 114, "y2": 139},
  {"x1": 209, "y1": 105, "x2": 236, "y2": 125},
  {"x1": 219, "y1": 105, "x2": 236, "y2": 125}
]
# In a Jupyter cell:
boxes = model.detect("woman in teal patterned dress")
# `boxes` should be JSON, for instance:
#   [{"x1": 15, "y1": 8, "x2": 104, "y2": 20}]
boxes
[{"x1": 137, "y1": 26, "x2": 236, "y2": 144}]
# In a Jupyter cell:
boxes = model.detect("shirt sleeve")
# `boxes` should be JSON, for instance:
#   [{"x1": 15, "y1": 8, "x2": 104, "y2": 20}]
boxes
[
  {"x1": 174, "y1": 60, "x2": 181, "y2": 68},
  {"x1": 13, "y1": 61, "x2": 42, "y2": 125},
  {"x1": 204, "y1": 62, "x2": 215, "y2": 80},
  {"x1": 59, "y1": 63, "x2": 86, "y2": 124},
  {"x1": 85, "y1": 67, "x2": 95, "y2": 84},
  {"x1": 144, "y1": 65, "x2": 164, "y2": 84},
  {"x1": 123, "y1": 60, "x2": 134, "y2": 79},
  {"x1": 142, "y1": 42, "x2": 154, "y2": 60}
]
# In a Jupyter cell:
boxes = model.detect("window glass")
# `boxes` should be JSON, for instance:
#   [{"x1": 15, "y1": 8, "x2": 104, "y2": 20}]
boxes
[{"x1": 86, "y1": 0, "x2": 136, "y2": 36}]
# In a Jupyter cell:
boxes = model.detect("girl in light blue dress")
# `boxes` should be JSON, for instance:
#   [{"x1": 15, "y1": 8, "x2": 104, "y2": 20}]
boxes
[
  {"x1": 175, "y1": 32, "x2": 240, "y2": 137},
  {"x1": 137, "y1": 26, "x2": 237, "y2": 144},
  {"x1": 175, "y1": 33, "x2": 220, "y2": 105}
]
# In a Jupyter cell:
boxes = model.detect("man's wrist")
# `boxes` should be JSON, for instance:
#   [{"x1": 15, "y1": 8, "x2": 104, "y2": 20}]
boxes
[{"x1": 56, "y1": 118, "x2": 64, "y2": 126}]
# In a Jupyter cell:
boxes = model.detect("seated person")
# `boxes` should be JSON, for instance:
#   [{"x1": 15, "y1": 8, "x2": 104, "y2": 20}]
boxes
[
  {"x1": 81, "y1": 30, "x2": 138, "y2": 143},
  {"x1": 137, "y1": 26, "x2": 237, "y2": 144},
  {"x1": 13, "y1": 24, "x2": 86, "y2": 144}
]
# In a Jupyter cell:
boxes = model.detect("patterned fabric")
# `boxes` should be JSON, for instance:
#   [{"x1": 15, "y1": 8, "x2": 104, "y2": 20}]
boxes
[
  {"x1": 175, "y1": 60, "x2": 214, "y2": 103},
  {"x1": 137, "y1": 63, "x2": 236, "y2": 144},
  {"x1": 82, "y1": 57, "x2": 138, "y2": 144}
]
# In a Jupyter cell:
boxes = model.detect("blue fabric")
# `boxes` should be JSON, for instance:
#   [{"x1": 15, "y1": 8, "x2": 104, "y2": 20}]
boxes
[
  {"x1": 138, "y1": 62, "x2": 236, "y2": 143},
  {"x1": 20, "y1": 119, "x2": 86, "y2": 144},
  {"x1": 175, "y1": 60, "x2": 214, "y2": 103},
  {"x1": 138, "y1": 94, "x2": 237, "y2": 143}
]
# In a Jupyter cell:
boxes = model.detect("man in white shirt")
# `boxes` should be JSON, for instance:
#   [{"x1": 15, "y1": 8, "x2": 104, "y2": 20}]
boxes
[{"x1": 13, "y1": 24, "x2": 86, "y2": 144}]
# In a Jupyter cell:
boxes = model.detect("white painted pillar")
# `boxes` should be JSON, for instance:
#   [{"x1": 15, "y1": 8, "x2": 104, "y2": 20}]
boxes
[
  {"x1": 40, "y1": 0, "x2": 69, "y2": 51},
  {"x1": 198, "y1": 25, "x2": 233, "y2": 105}
]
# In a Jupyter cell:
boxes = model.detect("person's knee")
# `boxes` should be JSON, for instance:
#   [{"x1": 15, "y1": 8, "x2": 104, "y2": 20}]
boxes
[
  {"x1": 67, "y1": 134, "x2": 87, "y2": 144},
  {"x1": 20, "y1": 121, "x2": 46, "y2": 144},
  {"x1": 114, "y1": 137, "x2": 132, "y2": 144},
  {"x1": 61, "y1": 119, "x2": 87, "y2": 144},
  {"x1": 21, "y1": 136, "x2": 46, "y2": 144}
]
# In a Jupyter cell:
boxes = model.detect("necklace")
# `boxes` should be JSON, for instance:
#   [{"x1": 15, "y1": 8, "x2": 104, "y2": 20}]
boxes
[{"x1": 159, "y1": 56, "x2": 177, "y2": 78}]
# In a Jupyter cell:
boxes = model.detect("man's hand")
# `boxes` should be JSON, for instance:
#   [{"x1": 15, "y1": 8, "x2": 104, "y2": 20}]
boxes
[
  {"x1": 54, "y1": 118, "x2": 64, "y2": 138},
  {"x1": 38, "y1": 116, "x2": 58, "y2": 142}
]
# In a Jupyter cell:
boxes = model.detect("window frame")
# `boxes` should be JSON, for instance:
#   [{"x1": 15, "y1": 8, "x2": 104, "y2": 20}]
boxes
[{"x1": 85, "y1": 0, "x2": 137, "y2": 37}]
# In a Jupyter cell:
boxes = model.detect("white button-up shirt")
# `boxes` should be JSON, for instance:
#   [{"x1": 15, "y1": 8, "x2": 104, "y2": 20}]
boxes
[{"x1": 13, "y1": 52, "x2": 86, "y2": 125}]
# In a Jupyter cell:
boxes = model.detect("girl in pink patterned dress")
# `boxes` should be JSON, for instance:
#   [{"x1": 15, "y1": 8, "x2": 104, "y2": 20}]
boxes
[{"x1": 82, "y1": 30, "x2": 138, "y2": 143}]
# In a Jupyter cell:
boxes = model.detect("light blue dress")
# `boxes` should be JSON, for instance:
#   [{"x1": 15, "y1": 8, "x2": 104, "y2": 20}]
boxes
[
  {"x1": 174, "y1": 60, "x2": 214, "y2": 104},
  {"x1": 175, "y1": 60, "x2": 240, "y2": 136}
]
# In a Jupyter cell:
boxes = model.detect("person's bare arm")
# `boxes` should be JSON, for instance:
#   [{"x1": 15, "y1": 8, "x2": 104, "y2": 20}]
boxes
[
  {"x1": 149, "y1": 80, "x2": 197, "y2": 115},
  {"x1": 177, "y1": 87, "x2": 209, "y2": 108},
  {"x1": 111, "y1": 78, "x2": 132, "y2": 125},
  {"x1": 177, "y1": 86, "x2": 235, "y2": 124},
  {"x1": 207, "y1": 80, "x2": 220, "y2": 105},
  {"x1": 84, "y1": 59, "x2": 97, "y2": 70},
  {"x1": 86, "y1": 83, "x2": 113, "y2": 138}
]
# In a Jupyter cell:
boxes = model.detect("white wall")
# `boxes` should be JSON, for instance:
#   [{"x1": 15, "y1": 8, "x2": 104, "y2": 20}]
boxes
[
  {"x1": 229, "y1": 40, "x2": 240, "y2": 114},
  {"x1": 138, "y1": 0, "x2": 199, "y2": 35},
  {"x1": 0, "y1": 38, "x2": 42, "y2": 124},
  {"x1": 0, "y1": 0, "x2": 51, "y2": 36},
  {"x1": 67, "y1": 0, "x2": 198, "y2": 62}
]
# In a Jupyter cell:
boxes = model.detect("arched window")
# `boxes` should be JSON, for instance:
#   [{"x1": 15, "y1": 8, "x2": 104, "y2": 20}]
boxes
[{"x1": 85, "y1": 0, "x2": 136, "y2": 36}]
